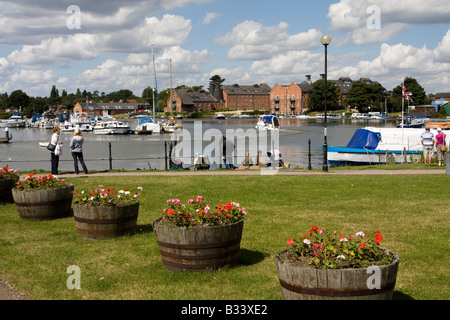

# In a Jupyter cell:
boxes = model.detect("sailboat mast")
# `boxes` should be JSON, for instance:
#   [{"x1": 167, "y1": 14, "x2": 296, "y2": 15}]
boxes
[
  {"x1": 152, "y1": 45, "x2": 160, "y2": 119},
  {"x1": 170, "y1": 58, "x2": 173, "y2": 113}
]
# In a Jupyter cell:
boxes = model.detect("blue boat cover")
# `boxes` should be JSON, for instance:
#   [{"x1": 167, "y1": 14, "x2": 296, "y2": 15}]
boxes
[{"x1": 346, "y1": 129, "x2": 381, "y2": 150}]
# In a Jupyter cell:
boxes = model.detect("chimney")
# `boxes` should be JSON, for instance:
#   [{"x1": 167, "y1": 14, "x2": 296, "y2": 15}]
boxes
[
  {"x1": 305, "y1": 75, "x2": 312, "y2": 83},
  {"x1": 214, "y1": 83, "x2": 223, "y2": 101},
  {"x1": 209, "y1": 82, "x2": 216, "y2": 97}
]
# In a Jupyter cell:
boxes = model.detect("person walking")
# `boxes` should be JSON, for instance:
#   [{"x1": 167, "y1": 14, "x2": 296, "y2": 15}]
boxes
[
  {"x1": 50, "y1": 126, "x2": 62, "y2": 175},
  {"x1": 435, "y1": 128, "x2": 447, "y2": 167},
  {"x1": 421, "y1": 127, "x2": 434, "y2": 167},
  {"x1": 70, "y1": 129, "x2": 89, "y2": 175}
]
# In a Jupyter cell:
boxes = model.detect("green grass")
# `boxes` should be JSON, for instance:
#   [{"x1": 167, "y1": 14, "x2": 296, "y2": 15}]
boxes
[{"x1": 0, "y1": 174, "x2": 449, "y2": 300}]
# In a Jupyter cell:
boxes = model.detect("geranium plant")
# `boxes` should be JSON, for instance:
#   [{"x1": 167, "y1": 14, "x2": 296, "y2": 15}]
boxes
[
  {"x1": 283, "y1": 226, "x2": 393, "y2": 269},
  {"x1": 74, "y1": 185, "x2": 143, "y2": 207},
  {"x1": 16, "y1": 172, "x2": 68, "y2": 191},
  {"x1": 0, "y1": 164, "x2": 19, "y2": 180},
  {"x1": 160, "y1": 196, "x2": 248, "y2": 228}
]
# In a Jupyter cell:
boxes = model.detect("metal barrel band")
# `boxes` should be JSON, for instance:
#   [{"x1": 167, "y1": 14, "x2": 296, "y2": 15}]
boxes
[
  {"x1": 278, "y1": 278, "x2": 396, "y2": 297},
  {"x1": 159, "y1": 247, "x2": 240, "y2": 261},
  {"x1": 74, "y1": 215, "x2": 138, "y2": 225},
  {"x1": 157, "y1": 237, "x2": 242, "y2": 250},
  {"x1": 76, "y1": 226, "x2": 136, "y2": 236},
  {"x1": 14, "y1": 199, "x2": 69, "y2": 207},
  {"x1": 161, "y1": 257, "x2": 240, "y2": 270}
]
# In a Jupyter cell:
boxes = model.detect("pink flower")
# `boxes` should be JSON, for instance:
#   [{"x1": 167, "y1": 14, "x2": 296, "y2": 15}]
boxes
[{"x1": 303, "y1": 239, "x2": 311, "y2": 245}]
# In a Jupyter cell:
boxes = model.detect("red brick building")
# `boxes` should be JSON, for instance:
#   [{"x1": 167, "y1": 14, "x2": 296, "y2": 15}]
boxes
[
  {"x1": 222, "y1": 83, "x2": 271, "y2": 111},
  {"x1": 270, "y1": 76, "x2": 313, "y2": 115}
]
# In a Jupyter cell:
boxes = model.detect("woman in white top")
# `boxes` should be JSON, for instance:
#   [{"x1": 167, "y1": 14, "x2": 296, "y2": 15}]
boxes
[{"x1": 50, "y1": 126, "x2": 62, "y2": 175}]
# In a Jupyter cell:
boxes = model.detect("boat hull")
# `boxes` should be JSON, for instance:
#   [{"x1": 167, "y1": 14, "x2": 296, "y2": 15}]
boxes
[{"x1": 328, "y1": 146, "x2": 422, "y2": 167}]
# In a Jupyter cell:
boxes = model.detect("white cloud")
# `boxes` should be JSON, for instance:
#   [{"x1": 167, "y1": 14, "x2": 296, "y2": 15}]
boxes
[
  {"x1": 434, "y1": 29, "x2": 450, "y2": 63},
  {"x1": 203, "y1": 12, "x2": 220, "y2": 25},
  {"x1": 328, "y1": 0, "x2": 450, "y2": 45},
  {"x1": 215, "y1": 20, "x2": 322, "y2": 60}
]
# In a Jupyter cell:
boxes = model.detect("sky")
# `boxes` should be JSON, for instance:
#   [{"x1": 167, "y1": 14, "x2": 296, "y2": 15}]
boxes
[{"x1": 0, "y1": 0, "x2": 449, "y2": 99}]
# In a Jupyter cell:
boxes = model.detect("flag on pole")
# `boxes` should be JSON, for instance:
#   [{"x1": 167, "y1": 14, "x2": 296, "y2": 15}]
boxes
[{"x1": 402, "y1": 84, "x2": 413, "y2": 102}]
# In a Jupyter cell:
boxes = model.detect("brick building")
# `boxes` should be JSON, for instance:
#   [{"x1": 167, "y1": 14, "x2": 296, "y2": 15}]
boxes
[
  {"x1": 270, "y1": 76, "x2": 313, "y2": 115},
  {"x1": 166, "y1": 89, "x2": 224, "y2": 113},
  {"x1": 222, "y1": 83, "x2": 271, "y2": 111},
  {"x1": 74, "y1": 102, "x2": 150, "y2": 117}
]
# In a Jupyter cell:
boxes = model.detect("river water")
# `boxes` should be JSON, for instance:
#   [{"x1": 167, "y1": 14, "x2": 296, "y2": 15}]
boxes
[{"x1": 0, "y1": 117, "x2": 396, "y2": 172}]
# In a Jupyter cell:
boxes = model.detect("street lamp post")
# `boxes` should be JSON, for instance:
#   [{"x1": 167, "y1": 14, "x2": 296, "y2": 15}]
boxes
[{"x1": 321, "y1": 35, "x2": 331, "y2": 172}]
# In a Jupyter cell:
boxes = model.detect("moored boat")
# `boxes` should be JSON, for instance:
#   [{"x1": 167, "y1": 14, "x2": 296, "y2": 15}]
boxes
[
  {"x1": 93, "y1": 120, "x2": 131, "y2": 135},
  {"x1": 256, "y1": 114, "x2": 280, "y2": 131},
  {"x1": 133, "y1": 116, "x2": 160, "y2": 134},
  {"x1": 0, "y1": 112, "x2": 26, "y2": 128},
  {"x1": 328, "y1": 126, "x2": 439, "y2": 167}
]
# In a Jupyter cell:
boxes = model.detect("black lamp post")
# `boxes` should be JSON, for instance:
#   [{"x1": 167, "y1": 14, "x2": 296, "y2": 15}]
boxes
[{"x1": 321, "y1": 34, "x2": 331, "y2": 172}]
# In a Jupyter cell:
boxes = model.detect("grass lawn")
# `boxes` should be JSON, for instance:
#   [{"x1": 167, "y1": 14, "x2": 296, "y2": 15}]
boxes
[{"x1": 0, "y1": 174, "x2": 449, "y2": 300}]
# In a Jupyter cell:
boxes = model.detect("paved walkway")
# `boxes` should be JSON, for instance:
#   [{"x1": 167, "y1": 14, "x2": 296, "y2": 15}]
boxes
[{"x1": 3, "y1": 168, "x2": 447, "y2": 300}]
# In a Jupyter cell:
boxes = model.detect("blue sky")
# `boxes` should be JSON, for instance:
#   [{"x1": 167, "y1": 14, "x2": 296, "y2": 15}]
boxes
[{"x1": 0, "y1": 0, "x2": 449, "y2": 98}]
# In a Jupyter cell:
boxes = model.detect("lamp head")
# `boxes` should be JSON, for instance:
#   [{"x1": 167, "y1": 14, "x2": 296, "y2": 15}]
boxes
[{"x1": 321, "y1": 35, "x2": 332, "y2": 46}]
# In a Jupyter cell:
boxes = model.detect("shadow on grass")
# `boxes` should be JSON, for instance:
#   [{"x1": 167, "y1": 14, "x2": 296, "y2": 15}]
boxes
[
  {"x1": 135, "y1": 224, "x2": 154, "y2": 235},
  {"x1": 237, "y1": 249, "x2": 268, "y2": 267},
  {"x1": 393, "y1": 290, "x2": 415, "y2": 300}
]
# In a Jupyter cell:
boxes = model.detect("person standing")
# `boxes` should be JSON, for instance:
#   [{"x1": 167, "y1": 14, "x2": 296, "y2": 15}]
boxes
[
  {"x1": 421, "y1": 127, "x2": 434, "y2": 167},
  {"x1": 50, "y1": 126, "x2": 62, "y2": 175},
  {"x1": 70, "y1": 129, "x2": 89, "y2": 175},
  {"x1": 435, "y1": 128, "x2": 447, "y2": 167}
]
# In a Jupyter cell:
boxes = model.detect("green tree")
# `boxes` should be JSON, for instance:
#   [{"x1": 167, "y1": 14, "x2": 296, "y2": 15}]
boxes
[
  {"x1": 344, "y1": 82, "x2": 387, "y2": 113},
  {"x1": 391, "y1": 77, "x2": 427, "y2": 112},
  {"x1": 309, "y1": 80, "x2": 341, "y2": 111},
  {"x1": 8, "y1": 90, "x2": 30, "y2": 111},
  {"x1": 209, "y1": 75, "x2": 225, "y2": 85}
]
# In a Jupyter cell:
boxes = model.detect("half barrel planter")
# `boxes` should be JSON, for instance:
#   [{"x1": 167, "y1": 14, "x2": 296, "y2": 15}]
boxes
[
  {"x1": 73, "y1": 202, "x2": 139, "y2": 239},
  {"x1": 12, "y1": 185, "x2": 74, "y2": 220},
  {"x1": 153, "y1": 219, "x2": 244, "y2": 272},
  {"x1": 275, "y1": 249, "x2": 400, "y2": 300},
  {"x1": 0, "y1": 177, "x2": 19, "y2": 203}
]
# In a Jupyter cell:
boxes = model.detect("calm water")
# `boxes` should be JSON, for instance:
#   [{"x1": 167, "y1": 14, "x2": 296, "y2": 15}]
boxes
[{"x1": 0, "y1": 118, "x2": 396, "y2": 172}]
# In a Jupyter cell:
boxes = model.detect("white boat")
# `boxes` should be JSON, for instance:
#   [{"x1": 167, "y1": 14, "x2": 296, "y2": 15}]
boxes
[
  {"x1": 0, "y1": 112, "x2": 26, "y2": 128},
  {"x1": 396, "y1": 115, "x2": 430, "y2": 128},
  {"x1": 296, "y1": 114, "x2": 311, "y2": 119},
  {"x1": 328, "y1": 127, "x2": 440, "y2": 167},
  {"x1": 215, "y1": 113, "x2": 226, "y2": 120},
  {"x1": 93, "y1": 121, "x2": 131, "y2": 135},
  {"x1": 256, "y1": 115, "x2": 280, "y2": 131},
  {"x1": 60, "y1": 121, "x2": 76, "y2": 132},
  {"x1": 133, "y1": 116, "x2": 161, "y2": 134}
]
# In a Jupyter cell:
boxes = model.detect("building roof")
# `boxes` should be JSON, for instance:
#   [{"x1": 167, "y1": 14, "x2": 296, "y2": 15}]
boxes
[
  {"x1": 222, "y1": 83, "x2": 271, "y2": 95},
  {"x1": 435, "y1": 93, "x2": 450, "y2": 99},
  {"x1": 174, "y1": 89, "x2": 218, "y2": 106},
  {"x1": 76, "y1": 102, "x2": 150, "y2": 111}
]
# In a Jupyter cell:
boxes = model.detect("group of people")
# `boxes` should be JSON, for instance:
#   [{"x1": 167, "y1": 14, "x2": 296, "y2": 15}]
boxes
[
  {"x1": 421, "y1": 127, "x2": 448, "y2": 167},
  {"x1": 49, "y1": 127, "x2": 89, "y2": 176}
]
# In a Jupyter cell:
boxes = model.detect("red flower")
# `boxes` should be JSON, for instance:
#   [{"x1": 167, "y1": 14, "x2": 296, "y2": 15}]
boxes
[
  {"x1": 167, "y1": 209, "x2": 175, "y2": 216},
  {"x1": 308, "y1": 226, "x2": 319, "y2": 235},
  {"x1": 224, "y1": 203, "x2": 233, "y2": 211},
  {"x1": 360, "y1": 243, "x2": 366, "y2": 249},
  {"x1": 287, "y1": 239, "x2": 294, "y2": 245}
]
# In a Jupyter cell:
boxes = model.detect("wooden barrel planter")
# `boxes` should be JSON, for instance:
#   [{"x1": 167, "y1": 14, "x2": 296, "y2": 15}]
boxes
[
  {"x1": 153, "y1": 219, "x2": 244, "y2": 272},
  {"x1": 0, "y1": 177, "x2": 18, "y2": 203},
  {"x1": 275, "y1": 249, "x2": 400, "y2": 300},
  {"x1": 12, "y1": 185, "x2": 74, "y2": 220},
  {"x1": 73, "y1": 202, "x2": 139, "y2": 239}
]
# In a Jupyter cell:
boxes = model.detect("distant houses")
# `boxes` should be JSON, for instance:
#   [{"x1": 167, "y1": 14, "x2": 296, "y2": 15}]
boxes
[
  {"x1": 74, "y1": 102, "x2": 150, "y2": 117},
  {"x1": 165, "y1": 76, "x2": 390, "y2": 116},
  {"x1": 69, "y1": 78, "x2": 448, "y2": 117}
]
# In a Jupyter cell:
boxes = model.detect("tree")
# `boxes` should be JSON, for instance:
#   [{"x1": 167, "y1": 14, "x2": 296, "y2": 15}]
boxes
[
  {"x1": 210, "y1": 75, "x2": 225, "y2": 85},
  {"x1": 391, "y1": 77, "x2": 427, "y2": 112},
  {"x1": 308, "y1": 80, "x2": 341, "y2": 111},
  {"x1": 8, "y1": 90, "x2": 30, "y2": 110},
  {"x1": 344, "y1": 82, "x2": 387, "y2": 113}
]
